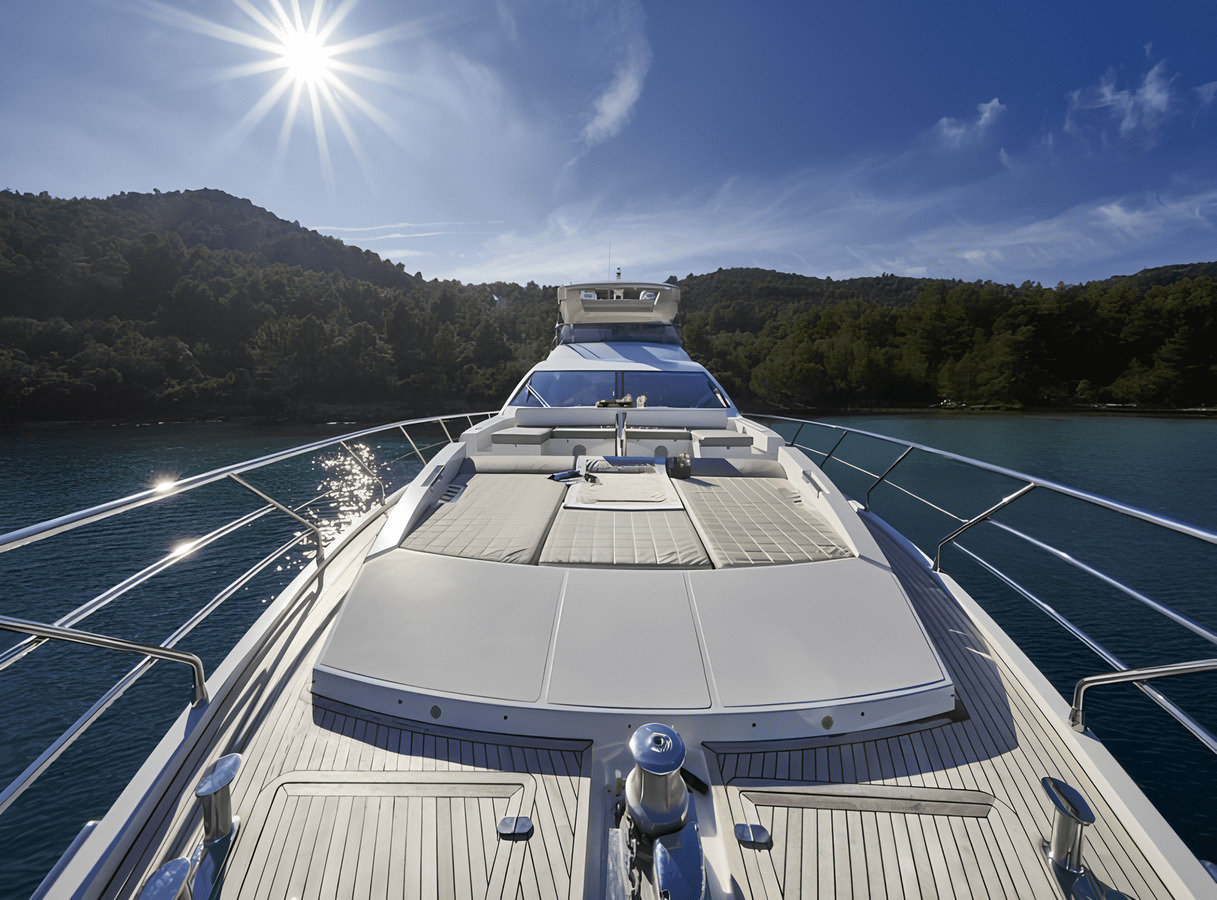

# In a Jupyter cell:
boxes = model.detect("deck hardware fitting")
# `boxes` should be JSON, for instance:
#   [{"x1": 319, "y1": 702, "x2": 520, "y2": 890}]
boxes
[
  {"x1": 734, "y1": 823, "x2": 772, "y2": 849},
  {"x1": 1041, "y1": 777, "x2": 1133, "y2": 899},
  {"x1": 497, "y1": 816, "x2": 534, "y2": 840},
  {"x1": 195, "y1": 753, "x2": 241, "y2": 845},
  {"x1": 135, "y1": 857, "x2": 192, "y2": 900}
]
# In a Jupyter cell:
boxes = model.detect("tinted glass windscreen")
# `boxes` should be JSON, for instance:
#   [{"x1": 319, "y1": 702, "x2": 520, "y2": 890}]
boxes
[
  {"x1": 509, "y1": 371, "x2": 617, "y2": 406},
  {"x1": 511, "y1": 371, "x2": 727, "y2": 407},
  {"x1": 624, "y1": 372, "x2": 727, "y2": 408}
]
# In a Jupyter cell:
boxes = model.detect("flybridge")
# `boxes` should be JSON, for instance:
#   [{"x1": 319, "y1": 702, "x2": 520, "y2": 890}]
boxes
[
  {"x1": 557, "y1": 282, "x2": 680, "y2": 325},
  {"x1": 555, "y1": 282, "x2": 682, "y2": 345}
]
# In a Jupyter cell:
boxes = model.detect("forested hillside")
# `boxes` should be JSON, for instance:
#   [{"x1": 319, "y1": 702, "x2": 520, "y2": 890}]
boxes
[{"x1": 1, "y1": 188, "x2": 1215, "y2": 422}]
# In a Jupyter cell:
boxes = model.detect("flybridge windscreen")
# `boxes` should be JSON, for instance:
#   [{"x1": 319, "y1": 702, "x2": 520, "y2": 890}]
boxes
[
  {"x1": 509, "y1": 371, "x2": 729, "y2": 408},
  {"x1": 555, "y1": 322, "x2": 682, "y2": 345}
]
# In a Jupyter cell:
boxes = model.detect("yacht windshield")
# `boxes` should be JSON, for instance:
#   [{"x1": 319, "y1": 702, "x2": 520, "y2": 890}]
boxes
[{"x1": 509, "y1": 371, "x2": 728, "y2": 408}]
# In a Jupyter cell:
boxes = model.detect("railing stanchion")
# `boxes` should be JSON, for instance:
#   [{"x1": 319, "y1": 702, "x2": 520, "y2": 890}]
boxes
[
  {"x1": 340, "y1": 441, "x2": 386, "y2": 503},
  {"x1": 821, "y1": 431, "x2": 848, "y2": 465},
  {"x1": 866, "y1": 446, "x2": 914, "y2": 509},
  {"x1": 933, "y1": 483, "x2": 1036, "y2": 570},
  {"x1": 399, "y1": 426, "x2": 427, "y2": 464},
  {"x1": 789, "y1": 421, "x2": 807, "y2": 448},
  {"x1": 227, "y1": 474, "x2": 324, "y2": 563}
]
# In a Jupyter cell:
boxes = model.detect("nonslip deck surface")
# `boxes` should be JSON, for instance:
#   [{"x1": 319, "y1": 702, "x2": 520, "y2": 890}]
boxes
[{"x1": 109, "y1": 507, "x2": 1194, "y2": 899}]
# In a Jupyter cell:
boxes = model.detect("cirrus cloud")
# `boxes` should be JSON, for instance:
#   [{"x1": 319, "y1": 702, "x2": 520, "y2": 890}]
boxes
[
  {"x1": 936, "y1": 97, "x2": 1006, "y2": 148},
  {"x1": 1066, "y1": 60, "x2": 1174, "y2": 145},
  {"x1": 579, "y1": 2, "x2": 651, "y2": 148}
]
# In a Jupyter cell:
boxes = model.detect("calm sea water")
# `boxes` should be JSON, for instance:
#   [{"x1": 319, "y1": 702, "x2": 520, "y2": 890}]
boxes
[{"x1": 0, "y1": 413, "x2": 1214, "y2": 895}]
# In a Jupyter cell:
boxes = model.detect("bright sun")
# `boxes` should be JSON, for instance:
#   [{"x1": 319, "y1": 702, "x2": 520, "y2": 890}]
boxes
[
  {"x1": 149, "y1": 0, "x2": 410, "y2": 190},
  {"x1": 279, "y1": 27, "x2": 334, "y2": 87}
]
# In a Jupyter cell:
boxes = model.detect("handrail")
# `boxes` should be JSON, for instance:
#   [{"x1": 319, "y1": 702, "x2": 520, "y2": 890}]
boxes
[
  {"x1": 0, "y1": 412, "x2": 495, "y2": 555},
  {"x1": 955, "y1": 544, "x2": 1217, "y2": 755},
  {"x1": 0, "y1": 487, "x2": 404, "y2": 819},
  {"x1": 1070, "y1": 660, "x2": 1217, "y2": 734},
  {"x1": 0, "y1": 616, "x2": 208, "y2": 706},
  {"x1": 760, "y1": 414, "x2": 1217, "y2": 547}
]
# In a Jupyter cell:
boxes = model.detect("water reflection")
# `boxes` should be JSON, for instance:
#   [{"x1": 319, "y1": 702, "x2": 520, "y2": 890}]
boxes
[{"x1": 309, "y1": 442, "x2": 384, "y2": 547}]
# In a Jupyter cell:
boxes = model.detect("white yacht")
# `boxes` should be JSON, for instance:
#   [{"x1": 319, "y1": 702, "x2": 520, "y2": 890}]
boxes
[{"x1": 4, "y1": 282, "x2": 1217, "y2": 898}]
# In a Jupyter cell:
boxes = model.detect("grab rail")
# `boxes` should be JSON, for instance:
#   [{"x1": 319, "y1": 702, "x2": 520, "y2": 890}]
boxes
[
  {"x1": 756, "y1": 414, "x2": 1217, "y2": 757},
  {"x1": 1070, "y1": 660, "x2": 1217, "y2": 734},
  {"x1": 0, "y1": 616, "x2": 208, "y2": 706}
]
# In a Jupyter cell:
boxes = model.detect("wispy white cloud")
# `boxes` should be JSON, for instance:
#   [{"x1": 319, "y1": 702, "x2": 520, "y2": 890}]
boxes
[
  {"x1": 345, "y1": 231, "x2": 487, "y2": 240},
  {"x1": 1066, "y1": 61, "x2": 1174, "y2": 144},
  {"x1": 936, "y1": 98, "x2": 1005, "y2": 148},
  {"x1": 581, "y1": 46, "x2": 651, "y2": 146},
  {"x1": 1196, "y1": 81, "x2": 1217, "y2": 112},
  {"x1": 494, "y1": 0, "x2": 519, "y2": 48},
  {"x1": 431, "y1": 156, "x2": 1217, "y2": 288},
  {"x1": 579, "y1": 2, "x2": 652, "y2": 148},
  {"x1": 371, "y1": 247, "x2": 432, "y2": 259},
  {"x1": 314, "y1": 220, "x2": 500, "y2": 231}
]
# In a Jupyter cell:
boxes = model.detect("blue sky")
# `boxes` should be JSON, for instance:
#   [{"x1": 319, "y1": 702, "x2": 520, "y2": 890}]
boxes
[{"x1": 3, "y1": 0, "x2": 1215, "y2": 287}]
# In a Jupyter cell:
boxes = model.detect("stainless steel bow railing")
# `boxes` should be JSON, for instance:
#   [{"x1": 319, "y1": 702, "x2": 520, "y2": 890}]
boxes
[
  {"x1": 0, "y1": 411, "x2": 494, "y2": 818},
  {"x1": 754, "y1": 414, "x2": 1217, "y2": 755}
]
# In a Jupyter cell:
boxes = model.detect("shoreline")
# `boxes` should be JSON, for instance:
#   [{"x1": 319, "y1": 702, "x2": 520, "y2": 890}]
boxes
[{"x1": 3, "y1": 404, "x2": 1215, "y2": 431}]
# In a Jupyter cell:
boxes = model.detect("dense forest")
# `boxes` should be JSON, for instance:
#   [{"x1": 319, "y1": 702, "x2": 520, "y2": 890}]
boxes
[{"x1": 1, "y1": 188, "x2": 1215, "y2": 423}]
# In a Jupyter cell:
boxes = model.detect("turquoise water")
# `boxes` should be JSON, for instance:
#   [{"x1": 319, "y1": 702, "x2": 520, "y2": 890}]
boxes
[{"x1": 0, "y1": 414, "x2": 1214, "y2": 895}]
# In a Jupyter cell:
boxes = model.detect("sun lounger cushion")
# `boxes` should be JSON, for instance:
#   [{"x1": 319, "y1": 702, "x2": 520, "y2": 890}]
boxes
[
  {"x1": 401, "y1": 474, "x2": 565, "y2": 564},
  {"x1": 539, "y1": 508, "x2": 711, "y2": 568},
  {"x1": 675, "y1": 476, "x2": 852, "y2": 567}
]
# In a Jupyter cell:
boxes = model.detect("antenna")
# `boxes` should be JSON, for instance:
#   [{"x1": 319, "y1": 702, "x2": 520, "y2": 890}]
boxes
[
  {"x1": 608, "y1": 238, "x2": 612, "y2": 282},
  {"x1": 616, "y1": 266, "x2": 622, "y2": 281}
]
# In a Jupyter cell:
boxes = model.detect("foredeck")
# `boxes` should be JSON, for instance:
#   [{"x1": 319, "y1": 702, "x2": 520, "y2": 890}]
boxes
[{"x1": 100, "y1": 507, "x2": 1204, "y2": 899}]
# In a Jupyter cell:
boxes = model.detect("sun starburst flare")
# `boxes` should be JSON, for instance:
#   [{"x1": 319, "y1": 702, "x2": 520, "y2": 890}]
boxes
[{"x1": 145, "y1": 0, "x2": 417, "y2": 192}]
